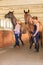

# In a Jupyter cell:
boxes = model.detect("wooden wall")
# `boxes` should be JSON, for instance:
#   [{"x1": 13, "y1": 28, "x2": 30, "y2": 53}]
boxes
[
  {"x1": 0, "y1": 4, "x2": 43, "y2": 22},
  {"x1": 0, "y1": 4, "x2": 43, "y2": 47},
  {"x1": 0, "y1": 4, "x2": 43, "y2": 29}
]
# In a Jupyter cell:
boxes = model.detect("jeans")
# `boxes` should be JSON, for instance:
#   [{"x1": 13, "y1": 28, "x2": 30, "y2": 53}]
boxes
[
  {"x1": 34, "y1": 32, "x2": 39, "y2": 51},
  {"x1": 15, "y1": 34, "x2": 19, "y2": 46}
]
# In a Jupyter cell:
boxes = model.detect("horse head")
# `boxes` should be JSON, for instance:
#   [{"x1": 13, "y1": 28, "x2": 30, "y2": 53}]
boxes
[
  {"x1": 24, "y1": 10, "x2": 32, "y2": 24},
  {"x1": 5, "y1": 11, "x2": 17, "y2": 29},
  {"x1": 5, "y1": 11, "x2": 14, "y2": 19}
]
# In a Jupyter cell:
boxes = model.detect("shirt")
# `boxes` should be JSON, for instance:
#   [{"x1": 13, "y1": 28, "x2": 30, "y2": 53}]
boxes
[
  {"x1": 34, "y1": 21, "x2": 40, "y2": 36},
  {"x1": 14, "y1": 23, "x2": 21, "y2": 34}
]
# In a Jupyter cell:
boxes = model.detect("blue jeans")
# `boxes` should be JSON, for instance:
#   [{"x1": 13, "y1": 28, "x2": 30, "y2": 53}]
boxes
[
  {"x1": 15, "y1": 34, "x2": 19, "y2": 46},
  {"x1": 34, "y1": 32, "x2": 39, "y2": 51}
]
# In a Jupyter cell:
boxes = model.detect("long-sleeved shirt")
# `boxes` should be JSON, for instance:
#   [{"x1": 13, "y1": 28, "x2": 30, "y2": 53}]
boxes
[{"x1": 14, "y1": 23, "x2": 21, "y2": 34}]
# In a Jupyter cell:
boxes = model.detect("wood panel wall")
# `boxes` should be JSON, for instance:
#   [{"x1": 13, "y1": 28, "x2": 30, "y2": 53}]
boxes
[
  {"x1": 0, "y1": 4, "x2": 43, "y2": 47},
  {"x1": 0, "y1": 4, "x2": 43, "y2": 22}
]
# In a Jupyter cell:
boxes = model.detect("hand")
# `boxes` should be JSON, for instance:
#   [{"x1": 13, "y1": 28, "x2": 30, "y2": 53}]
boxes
[{"x1": 33, "y1": 34, "x2": 36, "y2": 37}]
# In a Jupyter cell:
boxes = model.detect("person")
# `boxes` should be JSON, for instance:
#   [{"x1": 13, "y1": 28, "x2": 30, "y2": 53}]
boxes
[
  {"x1": 32, "y1": 16, "x2": 40, "y2": 52},
  {"x1": 28, "y1": 16, "x2": 40, "y2": 52},
  {"x1": 14, "y1": 20, "x2": 21, "y2": 47}
]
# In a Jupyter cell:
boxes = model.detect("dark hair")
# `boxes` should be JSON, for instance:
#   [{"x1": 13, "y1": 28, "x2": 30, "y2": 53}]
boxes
[{"x1": 32, "y1": 16, "x2": 38, "y2": 20}]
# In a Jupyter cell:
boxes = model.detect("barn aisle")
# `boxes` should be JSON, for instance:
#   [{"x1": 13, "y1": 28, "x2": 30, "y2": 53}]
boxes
[
  {"x1": 0, "y1": 45, "x2": 43, "y2": 65},
  {"x1": 0, "y1": 0, "x2": 43, "y2": 65}
]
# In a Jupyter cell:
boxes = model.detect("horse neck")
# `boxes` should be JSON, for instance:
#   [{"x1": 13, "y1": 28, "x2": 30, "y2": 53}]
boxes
[
  {"x1": 11, "y1": 16, "x2": 17, "y2": 28},
  {"x1": 27, "y1": 23, "x2": 34, "y2": 32}
]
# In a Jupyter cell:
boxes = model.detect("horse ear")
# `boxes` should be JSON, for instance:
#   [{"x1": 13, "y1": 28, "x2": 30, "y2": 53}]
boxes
[
  {"x1": 28, "y1": 10, "x2": 30, "y2": 13},
  {"x1": 24, "y1": 10, "x2": 25, "y2": 13}
]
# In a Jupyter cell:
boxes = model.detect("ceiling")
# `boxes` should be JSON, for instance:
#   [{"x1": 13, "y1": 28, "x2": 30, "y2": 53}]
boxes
[{"x1": 0, "y1": 0, "x2": 43, "y2": 6}]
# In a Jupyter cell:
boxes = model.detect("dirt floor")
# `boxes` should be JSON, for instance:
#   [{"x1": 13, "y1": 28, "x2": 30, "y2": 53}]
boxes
[
  {"x1": 0, "y1": 44, "x2": 43, "y2": 65},
  {"x1": 0, "y1": 30, "x2": 43, "y2": 65}
]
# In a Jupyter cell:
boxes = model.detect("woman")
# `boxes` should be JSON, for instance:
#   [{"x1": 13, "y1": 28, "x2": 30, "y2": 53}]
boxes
[
  {"x1": 32, "y1": 16, "x2": 40, "y2": 52},
  {"x1": 27, "y1": 16, "x2": 40, "y2": 52},
  {"x1": 14, "y1": 20, "x2": 21, "y2": 47}
]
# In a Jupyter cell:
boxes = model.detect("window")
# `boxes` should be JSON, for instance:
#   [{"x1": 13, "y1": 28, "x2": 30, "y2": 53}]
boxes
[{"x1": 0, "y1": 19, "x2": 13, "y2": 30}]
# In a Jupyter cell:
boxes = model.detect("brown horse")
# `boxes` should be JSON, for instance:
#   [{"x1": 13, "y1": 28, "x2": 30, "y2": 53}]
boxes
[
  {"x1": 24, "y1": 10, "x2": 43, "y2": 48},
  {"x1": 5, "y1": 11, "x2": 24, "y2": 46}
]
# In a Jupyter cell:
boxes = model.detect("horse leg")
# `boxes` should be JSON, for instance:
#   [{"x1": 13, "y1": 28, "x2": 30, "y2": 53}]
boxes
[
  {"x1": 29, "y1": 41, "x2": 33, "y2": 49},
  {"x1": 19, "y1": 33, "x2": 24, "y2": 46},
  {"x1": 29, "y1": 36, "x2": 34, "y2": 49},
  {"x1": 20, "y1": 38, "x2": 24, "y2": 46}
]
